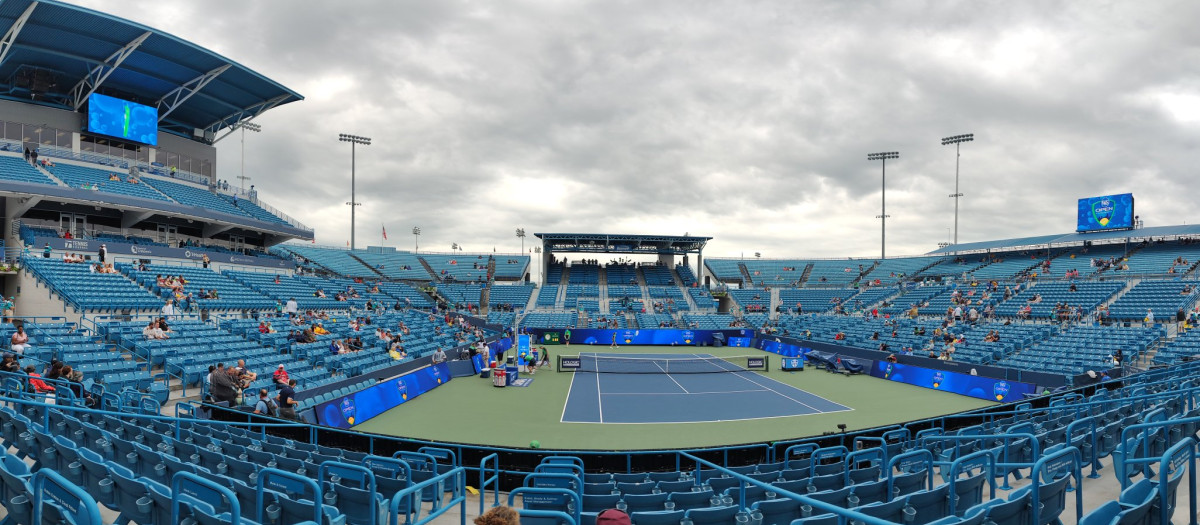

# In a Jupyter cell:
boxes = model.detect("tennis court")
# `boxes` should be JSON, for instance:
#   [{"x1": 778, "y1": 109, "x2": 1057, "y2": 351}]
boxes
[{"x1": 560, "y1": 353, "x2": 851, "y2": 424}]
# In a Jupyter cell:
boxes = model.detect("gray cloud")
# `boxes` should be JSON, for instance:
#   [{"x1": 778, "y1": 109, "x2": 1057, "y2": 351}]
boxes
[{"x1": 72, "y1": 0, "x2": 1200, "y2": 259}]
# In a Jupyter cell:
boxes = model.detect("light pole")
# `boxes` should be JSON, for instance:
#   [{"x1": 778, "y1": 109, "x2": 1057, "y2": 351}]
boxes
[
  {"x1": 867, "y1": 151, "x2": 899, "y2": 260},
  {"x1": 516, "y1": 228, "x2": 526, "y2": 254},
  {"x1": 533, "y1": 246, "x2": 541, "y2": 284},
  {"x1": 412, "y1": 226, "x2": 421, "y2": 252},
  {"x1": 238, "y1": 122, "x2": 261, "y2": 193},
  {"x1": 339, "y1": 133, "x2": 371, "y2": 250},
  {"x1": 941, "y1": 133, "x2": 974, "y2": 245}
]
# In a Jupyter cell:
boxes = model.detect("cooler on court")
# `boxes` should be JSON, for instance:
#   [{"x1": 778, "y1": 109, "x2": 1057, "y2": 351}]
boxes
[{"x1": 492, "y1": 367, "x2": 506, "y2": 387}]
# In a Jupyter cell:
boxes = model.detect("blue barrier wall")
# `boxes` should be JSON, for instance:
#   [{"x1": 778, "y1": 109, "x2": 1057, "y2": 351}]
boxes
[{"x1": 314, "y1": 362, "x2": 452, "y2": 428}]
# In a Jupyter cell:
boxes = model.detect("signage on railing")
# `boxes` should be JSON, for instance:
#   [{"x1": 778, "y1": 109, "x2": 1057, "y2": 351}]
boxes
[
  {"x1": 32, "y1": 236, "x2": 295, "y2": 269},
  {"x1": 314, "y1": 362, "x2": 452, "y2": 429},
  {"x1": 869, "y1": 360, "x2": 1037, "y2": 402}
]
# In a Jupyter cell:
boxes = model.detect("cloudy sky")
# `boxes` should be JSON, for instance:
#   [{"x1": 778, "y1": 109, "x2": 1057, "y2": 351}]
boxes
[{"x1": 75, "y1": 0, "x2": 1200, "y2": 259}]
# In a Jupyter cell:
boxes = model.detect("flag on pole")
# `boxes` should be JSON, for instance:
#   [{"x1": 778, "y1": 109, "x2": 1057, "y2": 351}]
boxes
[{"x1": 382, "y1": 224, "x2": 388, "y2": 240}]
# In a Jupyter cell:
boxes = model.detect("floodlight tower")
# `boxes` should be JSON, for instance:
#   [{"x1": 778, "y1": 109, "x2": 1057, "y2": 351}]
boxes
[
  {"x1": 238, "y1": 122, "x2": 261, "y2": 192},
  {"x1": 339, "y1": 133, "x2": 371, "y2": 250},
  {"x1": 516, "y1": 228, "x2": 526, "y2": 253},
  {"x1": 412, "y1": 226, "x2": 421, "y2": 252},
  {"x1": 941, "y1": 133, "x2": 974, "y2": 246},
  {"x1": 867, "y1": 151, "x2": 899, "y2": 259}
]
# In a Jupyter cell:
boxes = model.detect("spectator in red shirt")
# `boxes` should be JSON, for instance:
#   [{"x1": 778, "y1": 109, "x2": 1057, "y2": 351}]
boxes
[
  {"x1": 273, "y1": 364, "x2": 289, "y2": 386},
  {"x1": 26, "y1": 365, "x2": 54, "y2": 394}
]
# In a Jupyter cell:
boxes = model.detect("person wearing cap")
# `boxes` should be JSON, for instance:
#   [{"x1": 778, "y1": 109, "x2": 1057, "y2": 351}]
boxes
[
  {"x1": 273, "y1": 364, "x2": 289, "y2": 386},
  {"x1": 1, "y1": 353, "x2": 19, "y2": 374},
  {"x1": 98, "y1": 243, "x2": 107, "y2": 263},
  {"x1": 596, "y1": 508, "x2": 631, "y2": 525}
]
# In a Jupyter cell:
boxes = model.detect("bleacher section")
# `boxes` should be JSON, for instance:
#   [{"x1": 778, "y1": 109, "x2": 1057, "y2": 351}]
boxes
[
  {"x1": 23, "y1": 257, "x2": 163, "y2": 311},
  {"x1": 423, "y1": 254, "x2": 491, "y2": 282},
  {"x1": 1105, "y1": 280, "x2": 1198, "y2": 320},
  {"x1": 145, "y1": 177, "x2": 251, "y2": 217},
  {"x1": 642, "y1": 265, "x2": 675, "y2": 285},
  {"x1": 488, "y1": 283, "x2": 535, "y2": 310},
  {"x1": 437, "y1": 283, "x2": 484, "y2": 307},
  {"x1": 122, "y1": 264, "x2": 274, "y2": 311},
  {"x1": 689, "y1": 288, "x2": 718, "y2": 310},
  {"x1": 605, "y1": 264, "x2": 639, "y2": 285},
  {"x1": 1111, "y1": 242, "x2": 1200, "y2": 275},
  {"x1": 351, "y1": 250, "x2": 431, "y2": 280},
  {"x1": 223, "y1": 271, "x2": 345, "y2": 310},
  {"x1": 536, "y1": 285, "x2": 560, "y2": 307},
  {"x1": 996, "y1": 324, "x2": 1163, "y2": 376},
  {"x1": 0, "y1": 155, "x2": 57, "y2": 185},
  {"x1": 47, "y1": 164, "x2": 172, "y2": 202},
  {"x1": 805, "y1": 260, "x2": 866, "y2": 286},
  {"x1": 567, "y1": 262, "x2": 600, "y2": 284},
  {"x1": 227, "y1": 195, "x2": 290, "y2": 226},
  {"x1": 994, "y1": 281, "x2": 1126, "y2": 319},
  {"x1": 520, "y1": 311, "x2": 577, "y2": 329},
  {"x1": 778, "y1": 289, "x2": 858, "y2": 314},
  {"x1": 676, "y1": 264, "x2": 698, "y2": 286},
  {"x1": 861, "y1": 256, "x2": 940, "y2": 284},
  {"x1": 275, "y1": 245, "x2": 377, "y2": 278}
]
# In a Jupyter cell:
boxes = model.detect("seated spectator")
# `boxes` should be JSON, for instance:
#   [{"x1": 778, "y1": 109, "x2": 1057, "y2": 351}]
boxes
[
  {"x1": 26, "y1": 365, "x2": 54, "y2": 394},
  {"x1": 235, "y1": 359, "x2": 257, "y2": 383},
  {"x1": 273, "y1": 365, "x2": 290, "y2": 386},
  {"x1": 252, "y1": 389, "x2": 278, "y2": 416},
  {"x1": 10, "y1": 326, "x2": 30, "y2": 354},
  {"x1": 313, "y1": 324, "x2": 330, "y2": 336}
]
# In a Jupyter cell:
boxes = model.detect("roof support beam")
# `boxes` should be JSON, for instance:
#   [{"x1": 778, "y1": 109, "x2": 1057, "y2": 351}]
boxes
[
  {"x1": 207, "y1": 93, "x2": 291, "y2": 143},
  {"x1": 203, "y1": 223, "x2": 234, "y2": 237},
  {"x1": 157, "y1": 63, "x2": 231, "y2": 122},
  {"x1": 0, "y1": 2, "x2": 38, "y2": 69},
  {"x1": 70, "y1": 31, "x2": 151, "y2": 110},
  {"x1": 121, "y1": 210, "x2": 154, "y2": 229}
]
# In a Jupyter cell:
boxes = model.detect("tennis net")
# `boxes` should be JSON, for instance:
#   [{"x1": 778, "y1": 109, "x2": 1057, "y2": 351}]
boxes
[{"x1": 557, "y1": 354, "x2": 769, "y2": 374}]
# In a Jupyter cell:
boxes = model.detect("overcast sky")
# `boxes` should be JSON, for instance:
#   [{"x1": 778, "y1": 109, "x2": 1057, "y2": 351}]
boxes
[{"x1": 74, "y1": 0, "x2": 1200, "y2": 260}]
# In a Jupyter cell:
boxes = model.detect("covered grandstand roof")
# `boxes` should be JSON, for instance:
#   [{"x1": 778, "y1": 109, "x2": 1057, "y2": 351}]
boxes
[
  {"x1": 0, "y1": 0, "x2": 302, "y2": 142},
  {"x1": 928, "y1": 224, "x2": 1200, "y2": 255},
  {"x1": 534, "y1": 233, "x2": 711, "y2": 254}
]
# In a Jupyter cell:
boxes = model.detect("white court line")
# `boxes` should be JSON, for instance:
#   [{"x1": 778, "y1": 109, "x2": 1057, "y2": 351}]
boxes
[
  {"x1": 600, "y1": 389, "x2": 771, "y2": 395},
  {"x1": 559, "y1": 367, "x2": 579, "y2": 423},
  {"x1": 655, "y1": 360, "x2": 691, "y2": 393},
  {"x1": 734, "y1": 371, "x2": 853, "y2": 413},
  {"x1": 596, "y1": 369, "x2": 604, "y2": 423}
]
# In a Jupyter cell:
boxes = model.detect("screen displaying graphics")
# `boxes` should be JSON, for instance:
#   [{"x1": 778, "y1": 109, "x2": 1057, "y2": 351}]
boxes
[
  {"x1": 869, "y1": 361, "x2": 1036, "y2": 402},
  {"x1": 529, "y1": 328, "x2": 752, "y2": 346},
  {"x1": 315, "y1": 363, "x2": 451, "y2": 428},
  {"x1": 86, "y1": 93, "x2": 158, "y2": 146},
  {"x1": 1077, "y1": 193, "x2": 1134, "y2": 232},
  {"x1": 756, "y1": 339, "x2": 811, "y2": 358}
]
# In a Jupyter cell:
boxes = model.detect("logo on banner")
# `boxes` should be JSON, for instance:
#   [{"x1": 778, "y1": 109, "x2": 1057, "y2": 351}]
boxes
[
  {"x1": 1092, "y1": 198, "x2": 1116, "y2": 227},
  {"x1": 339, "y1": 397, "x2": 356, "y2": 425},
  {"x1": 932, "y1": 371, "x2": 945, "y2": 389},
  {"x1": 883, "y1": 363, "x2": 894, "y2": 379},
  {"x1": 397, "y1": 379, "x2": 409, "y2": 400},
  {"x1": 130, "y1": 246, "x2": 151, "y2": 255},
  {"x1": 64, "y1": 240, "x2": 91, "y2": 250},
  {"x1": 994, "y1": 381, "x2": 1011, "y2": 401},
  {"x1": 430, "y1": 365, "x2": 442, "y2": 384}
]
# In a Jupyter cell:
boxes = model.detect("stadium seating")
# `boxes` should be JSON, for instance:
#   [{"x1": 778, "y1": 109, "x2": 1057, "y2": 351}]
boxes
[
  {"x1": 0, "y1": 155, "x2": 57, "y2": 185},
  {"x1": 47, "y1": 164, "x2": 172, "y2": 202},
  {"x1": 349, "y1": 250, "x2": 432, "y2": 280},
  {"x1": 23, "y1": 257, "x2": 163, "y2": 311},
  {"x1": 642, "y1": 265, "x2": 675, "y2": 286},
  {"x1": 227, "y1": 195, "x2": 291, "y2": 226},
  {"x1": 1105, "y1": 280, "x2": 1198, "y2": 321},
  {"x1": 223, "y1": 271, "x2": 346, "y2": 310},
  {"x1": 123, "y1": 263, "x2": 275, "y2": 311},
  {"x1": 536, "y1": 285, "x2": 560, "y2": 308},
  {"x1": 274, "y1": 245, "x2": 378, "y2": 278},
  {"x1": 488, "y1": 283, "x2": 535, "y2": 310},
  {"x1": 778, "y1": 289, "x2": 858, "y2": 314},
  {"x1": 146, "y1": 177, "x2": 251, "y2": 217},
  {"x1": 520, "y1": 312, "x2": 577, "y2": 329},
  {"x1": 422, "y1": 254, "x2": 491, "y2": 282}
]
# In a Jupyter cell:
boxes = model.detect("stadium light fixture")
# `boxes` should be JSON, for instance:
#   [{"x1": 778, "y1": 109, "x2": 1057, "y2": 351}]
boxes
[
  {"x1": 866, "y1": 151, "x2": 899, "y2": 259},
  {"x1": 941, "y1": 133, "x2": 974, "y2": 245},
  {"x1": 412, "y1": 226, "x2": 421, "y2": 252},
  {"x1": 239, "y1": 121, "x2": 261, "y2": 192},
  {"x1": 339, "y1": 133, "x2": 372, "y2": 251},
  {"x1": 516, "y1": 228, "x2": 526, "y2": 253}
]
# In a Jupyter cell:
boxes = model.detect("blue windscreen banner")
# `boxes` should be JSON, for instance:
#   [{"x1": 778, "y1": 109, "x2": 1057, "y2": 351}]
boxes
[
  {"x1": 870, "y1": 361, "x2": 1036, "y2": 402},
  {"x1": 517, "y1": 334, "x2": 532, "y2": 361},
  {"x1": 87, "y1": 93, "x2": 159, "y2": 146},
  {"x1": 530, "y1": 328, "x2": 753, "y2": 346},
  {"x1": 726, "y1": 337, "x2": 753, "y2": 347},
  {"x1": 757, "y1": 338, "x2": 812, "y2": 358},
  {"x1": 1077, "y1": 193, "x2": 1134, "y2": 232},
  {"x1": 315, "y1": 363, "x2": 451, "y2": 428}
]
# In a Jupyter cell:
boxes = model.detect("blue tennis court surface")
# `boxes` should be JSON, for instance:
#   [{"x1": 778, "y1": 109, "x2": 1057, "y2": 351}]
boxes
[{"x1": 561, "y1": 353, "x2": 852, "y2": 424}]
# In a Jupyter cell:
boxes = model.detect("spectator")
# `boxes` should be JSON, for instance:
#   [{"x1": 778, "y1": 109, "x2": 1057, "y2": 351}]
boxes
[
  {"x1": 98, "y1": 243, "x2": 107, "y2": 263},
  {"x1": 10, "y1": 325, "x2": 30, "y2": 354},
  {"x1": 285, "y1": 297, "x2": 298, "y2": 315},
  {"x1": 1, "y1": 354, "x2": 19, "y2": 374},
  {"x1": 596, "y1": 509, "x2": 632, "y2": 525},
  {"x1": 277, "y1": 379, "x2": 299, "y2": 419},
  {"x1": 272, "y1": 364, "x2": 290, "y2": 386},
  {"x1": 2, "y1": 296, "x2": 12, "y2": 322},
  {"x1": 235, "y1": 359, "x2": 257, "y2": 382},
  {"x1": 432, "y1": 347, "x2": 447, "y2": 364},
  {"x1": 209, "y1": 365, "x2": 239, "y2": 404},
  {"x1": 26, "y1": 365, "x2": 54, "y2": 395},
  {"x1": 252, "y1": 389, "x2": 277, "y2": 416},
  {"x1": 68, "y1": 369, "x2": 95, "y2": 407},
  {"x1": 475, "y1": 506, "x2": 521, "y2": 525},
  {"x1": 42, "y1": 243, "x2": 51, "y2": 259},
  {"x1": 161, "y1": 299, "x2": 175, "y2": 317}
]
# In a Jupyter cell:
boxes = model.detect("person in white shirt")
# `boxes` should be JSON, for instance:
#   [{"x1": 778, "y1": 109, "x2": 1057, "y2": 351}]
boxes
[
  {"x1": 285, "y1": 298, "x2": 298, "y2": 315},
  {"x1": 161, "y1": 299, "x2": 175, "y2": 317}
]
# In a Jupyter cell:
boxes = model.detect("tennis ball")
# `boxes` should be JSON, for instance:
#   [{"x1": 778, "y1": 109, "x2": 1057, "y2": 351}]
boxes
[{"x1": 530, "y1": 440, "x2": 541, "y2": 449}]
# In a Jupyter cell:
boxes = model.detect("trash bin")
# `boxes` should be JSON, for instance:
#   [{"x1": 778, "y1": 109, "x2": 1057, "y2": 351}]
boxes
[
  {"x1": 492, "y1": 368, "x2": 506, "y2": 387},
  {"x1": 505, "y1": 365, "x2": 519, "y2": 386}
]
